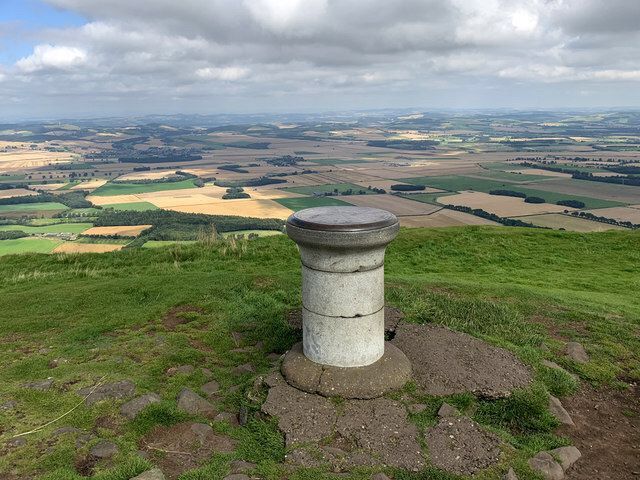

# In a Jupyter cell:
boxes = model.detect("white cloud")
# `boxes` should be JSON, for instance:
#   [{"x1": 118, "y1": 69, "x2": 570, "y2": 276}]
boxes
[
  {"x1": 16, "y1": 44, "x2": 88, "y2": 73},
  {"x1": 195, "y1": 66, "x2": 250, "y2": 81}
]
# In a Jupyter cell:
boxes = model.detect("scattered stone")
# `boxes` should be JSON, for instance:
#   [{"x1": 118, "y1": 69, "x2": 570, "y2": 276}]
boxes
[
  {"x1": 371, "y1": 474, "x2": 392, "y2": 480},
  {"x1": 201, "y1": 368, "x2": 213, "y2": 379},
  {"x1": 548, "y1": 446, "x2": 581, "y2": 471},
  {"x1": 52, "y1": 426, "x2": 82, "y2": 437},
  {"x1": 177, "y1": 388, "x2": 216, "y2": 418},
  {"x1": 223, "y1": 475, "x2": 249, "y2": 480},
  {"x1": 425, "y1": 416, "x2": 501, "y2": 476},
  {"x1": 76, "y1": 433, "x2": 97, "y2": 448},
  {"x1": 1, "y1": 400, "x2": 17, "y2": 411},
  {"x1": 90, "y1": 440, "x2": 118, "y2": 459},
  {"x1": 48, "y1": 358, "x2": 68, "y2": 368},
  {"x1": 120, "y1": 393, "x2": 162, "y2": 419},
  {"x1": 528, "y1": 452, "x2": 564, "y2": 480},
  {"x1": 78, "y1": 380, "x2": 135, "y2": 405},
  {"x1": 392, "y1": 324, "x2": 532, "y2": 399},
  {"x1": 130, "y1": 468, "x2": 166, "y2": 480},
  {"x1": 548, "y1": 395, "x2": 574, "y2": 426},
  {"x1": 229, "y1": 460, "x2": 257, "y2": 474},
  {"x1": 408, "y1": 403, "x2": 427, "y2": 414},
  {"x1": 566, "y1": 342, "x2": 589, "y2": 363},
  {"x1": 384, "y1": 305, "x2": 405, "y2": 333},
  {"x1": 264, "y1": 371, "x2": 285, "y2": 388},
  {"x1": 214, "y1": 412, "x2": 239, "y2": 426},
  {"x1": 504, "y1": 467, "x2": 518, "y2": 480},
  {"x1": 201, "y1": 380, "x2": 220, "y2": 397},
  {"x1": 38, "y1": 347, "x2": 52, "y2": 354},
  {"x1": 233, "y1": 363, "x2": 255, "y2": 375},
  {"x1": 541, "y1": 360, "x2": 578, "y2": 381},
  {"x1": 267, "y1": 352, "x2": 282, "y2": 363},
  {"x1": 238, "y1": 405, "x2": 249, "y2": 426},
  {"x1": 140, "y1": 422, "x2": 236, "y2": 479},
  {"x1": 437, "y1": 402, "x2": 460, "y2": 417},
  {"x1": 166, "y1": 365, "x2": 194, "y2": 376},
  {"x1": 23, "y1": 378, "x2": 54, "y2": 391},
  {"x1": 6, "y1": 437, "x2": 26, "y2": 448}
]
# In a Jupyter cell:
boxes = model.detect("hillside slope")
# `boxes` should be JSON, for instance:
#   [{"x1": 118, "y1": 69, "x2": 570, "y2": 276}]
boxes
[{"x1": 0, "y1": 227, "x2": 638, "y2": 479}]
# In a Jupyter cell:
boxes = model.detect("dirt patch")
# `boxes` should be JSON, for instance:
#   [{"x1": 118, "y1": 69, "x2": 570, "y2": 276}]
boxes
[
  {"x1": 560, "y1": 384, "x2": 640, "y2": 480},
  {"x1": 162, "y1": 305, "x2": 205, "y2": 330},
  {"x1": 139, "y1": 422, "x2": 236, "y2": 480},
  {"x1": 392, "y1": 323, "x2": 532, "y2": 398},
  {"x1": 53, "y1": 243, "x2": 123, "y2": 254}
]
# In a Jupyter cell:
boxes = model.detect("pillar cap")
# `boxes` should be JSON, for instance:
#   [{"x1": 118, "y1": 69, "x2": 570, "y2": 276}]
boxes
[{"x1": 287, "y1": 206, "x2": 397, "y2": 232}]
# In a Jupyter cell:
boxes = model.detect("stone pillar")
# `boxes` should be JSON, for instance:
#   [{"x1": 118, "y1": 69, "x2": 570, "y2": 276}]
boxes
[{"x1": 286, "y1": 206, "x2": 399, "y2": 367}]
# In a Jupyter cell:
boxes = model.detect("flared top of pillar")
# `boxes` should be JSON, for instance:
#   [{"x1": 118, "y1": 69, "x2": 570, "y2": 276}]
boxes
[{"x1": 286, "y1": 206, "x2": 399, "y2": 252}]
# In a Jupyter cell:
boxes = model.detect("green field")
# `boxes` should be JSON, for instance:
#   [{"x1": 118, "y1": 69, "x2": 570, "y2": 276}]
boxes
[
  {"x1": 283, "y1": 183, "x2": 375, "y2": 196},
  {"x1": 142, "y1": 240, "x2": 198, "y2": 248},
  {"x1": 0, "y1": 237, "x2": 62, "y2": 255},
  {"x1": 0, "y1": 228, "x2": 638, "y2": 478},
  {"x1": 0, "y1": 223, "x2": 92, "y2": 234},
  {"x1": 275, "y1": 196, "x2": 353, "y2": 211},
  {"x1": 91, "y1": 180, "x2": 197, "y2": 196},
  {"x1": 103, "y1": 202, "x2": 159, "y2": 211},
  {"x1": 57, "y1": 182, "x2": 81, "y2": 190},
  {"x1": 399, "y1": 192, "x2": 457, "y2": 205},
  {"x1": 0, "y1": 202, "x2": 67, "y2": 213},
  {"x1": 469, "y1": 170, "x2": 552, "y2": 183},
  {"x1": 222, "y1": 229, "x2": 283, "y2": 238}
]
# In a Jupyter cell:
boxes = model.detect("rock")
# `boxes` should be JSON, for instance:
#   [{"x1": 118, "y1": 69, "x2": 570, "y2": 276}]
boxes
[
  {"x1": 23, "y1": 378, "x2": 54, "y2": 391},
  {"x1": 1, "y1": 400, "x2": 17, "y2": 411},
  {"x1": 528, "y1": 452, "x2": 564, "y2": 480},
  {"x1": 408, "y1": 403, "x2": 427, "y2": 414},
  {"x1": 177, "y1": 388, "x2": 216, "y2": 417},
  {"x1": 504, "y1": 467, "x2": 518, "y2": 480},
  {"x1": 425, "y1": 416, "x2": 501, "y2": 476},
  {"x1": 130, "y1": 468, "x2": 166, "y2": 480},
  {"x1": 190, "y1": 422, "x2": 213, "y2": 440},
  {"x1": 78, "y1": 380, "x2": 135, "y2": 405},
  {"x1": 233, "y1": 363, "x2": 255, "y2": 375},
  {"x1": 215, "y1": 412, "x2": 239, "y2": 426},
  {"x1": 76, "y1": 433, "x2": 97, "y2": 448},
  {"x1": 201, "y1": 368, "x2": 213, "y2": 379},
  {"x1": 264, "y1": 372, "x2": 285, "y2": 388},
  {"x1": 565, "y1": 342, "x2": 589, "y2": 363},
  {"x1": 48, "y1": 358, "x2": 68, "y2": 368},
  {"x1": 201, "y1": 380, "x2": 220, "y2": 397},
  {"x1": 548, "y1": 395, "x2": 574, "y2": 426},
  {"x1": 52, "y1": 426, "x2": 82, "y2": 437},
  {"x1": 229, "y1": 460, "x2": 257, "y2": 474},
  {"x1": 267, "y1": 352, "x2": 282, "y2": 363},
  {"x1": 223, "y1": 475, "x2": 250, "y2": 480},
  {"x1": 90, "y1": 440, "x2": 118, "y2": 459},
  {"x1": 541, "y1": 360, "x2": 578, "y2": 381},
  {"x1": 371, "y1": 473, "x2": 392, "y2": 480},
  {"x1": 437, "y1": 402, "x2": 460, "y2": 417},
  {"x1": 238, "y1": 405, "x2": 249, "y2": 426},
  {"x1": 166, "y1": 365, "x2": 195, "y2": 376},
  {"x1": 6, "y1": 437, "x2": 26, "y2": 448},
  {"x1": 120, "y1": 393, "x2": 161, "y2": 419},
  {"x1": 548, "y1": 446, "x2": 581, "y2": 471}
]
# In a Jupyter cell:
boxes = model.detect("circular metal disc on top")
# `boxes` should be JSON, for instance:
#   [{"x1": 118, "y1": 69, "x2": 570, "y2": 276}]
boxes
[{"x1": 287, "y1": 206, "x2": 398, "y2": 232}]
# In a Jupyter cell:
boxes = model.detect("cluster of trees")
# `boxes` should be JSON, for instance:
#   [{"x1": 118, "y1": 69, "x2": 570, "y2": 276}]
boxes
[
  {"x1": 557, "y1": 199, "x2": 585, "y2": 208},
  {"x1": 321, "y1": 188, "x2": 369, "y2": 196},
  {"x1": 572, "y1": 172, "x2": 640, "y2": 186},
  {"x1": 571, "y1": 211, "x2": 638, "y2": 229},
  {"x1": 119, "y1": 154, "x2": 203, "y2": 164},
  {"x1": 390, "y1": 184, "x2": 426, "y2": 192},
  {"x1": 366, "y1": 186, "x2": 387, "y2": 194},
  {"x1": 489, "y1": 189, "x2": 527, "y2": 198},
  {"x1": 0, "y1": 191, "x2": 92, "y2": 209},
  {"x1": 0, "y1": 231, "x2": 28, "y2": 240},
  {"x1": 524, "y1": 196, "x2": 545, "y2": 204},
  {"x1": 367, "y1": 140, "x2": 438, "y2": 150},
  {"x1": 222, "y1": 187, "x2": 250, "y2": 200},
  {"x1": 214, "y1": 177, "x2": 287, "y2": 188},
  {"x1": 444, "y1": 205, "x2": 544, "y2": 228},
  {"x1": 264, "y1": 155, "x2": 303, "y2": 166},
  {"x1": 603, "y1": 165, "x2": 640, "y2": 175},
  {"x1": 218, "y1": 164, "x2": 249, "y2": 173}
]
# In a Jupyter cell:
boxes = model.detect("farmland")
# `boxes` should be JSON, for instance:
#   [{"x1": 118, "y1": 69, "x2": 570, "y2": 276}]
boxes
[
  {"x1": 91, "y1": 179, "x2": 197, "y2": 196},
  {"x1": 274, "y1": 196, "x2": 353, "y2": 211},
  {"x1": 0, "y1": 202, "x2": 67, "y2": 213},
  {"x1": 0, "y1": 237, "x2": 62, "y2": 255},
  {"x1": 0, "y1": 222, "x2": 93, "y2": 234}
]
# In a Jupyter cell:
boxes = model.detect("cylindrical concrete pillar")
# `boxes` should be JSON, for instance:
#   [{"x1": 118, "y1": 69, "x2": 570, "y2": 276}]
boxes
[{"x1": 286, "y1": 206, "x2": 399, "y2": 367}]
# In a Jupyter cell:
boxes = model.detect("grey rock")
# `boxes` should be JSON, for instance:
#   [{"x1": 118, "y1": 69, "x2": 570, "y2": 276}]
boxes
[
  {"x1": 408, "y1": 403, "x2": 427, "y2": 414},
  {"x1": 528, "y1": 452, "x2": 564, "y2": 480},
  {"x1": 166, "y1": 365, "x2": 194, "y2": 376},
  {"x1": 48, "y1": 358, "x2": 68, "y2": 368},
  {"x1": 52, "y1": 426, "x2": 82, "y2": 437},
  {"x1": 130, "y1": 468, "x2": 166, "y2": 480},
  {"x1": 371, "y1": 474, "x2": 392, "y2": 480},
  {"x1": 548, "y1": 395, "x2": 574, "y2": 426},
  {"x1": 90, "y1": 440, "x2": 118, "y2": 459},
  {"x1": 78, "y1": 380, "x2": 135, "y2": 405},
  {"x1": 541, "y1": 360, "x2": 578, "y2": 381},
  {"x1": 437, "y1": 402, "x2": 459, "y2": 417},
  {"x1": 23, "y1": 378, "x2": 54, "y2": 390},
  {"x1": 6, "y1": 437, "x2": 26, "y2": 448},
  {"x1": 238, "y1": 405, "x2": 249, "y2": 426},
  {"x1": 215, "y1": 412, "x2": 239, "y2": 426},
  {"x1": 267, "y1": 352, "x2": 282, "y2": 363},
  {"x1": 504, "y1": 467, "x2": 518, "y2": 480},
  {"x1": 229, "y1": 460, "x2": 257, "y2": 474},
  {"x1": 177, "y1": 388, "x2": 216, "y2": 417},
  {"x1": 223, "y1": 475, "x2": 250, "y2": 480},
  {"x1": 201, "y1": 380, "x2": 220, "y2": 397},
  {"x1": 201, "y1": 368, "x2": 213, "y2": 379},
  {"x1": 76, "y1": 433, "x2": 97, "y2": 448},
  {"x1": 548, "y1": 446, "x2": 581, "y2": 471},
  {"x1": 233, "y1": 363, "x2": 255, "y2": 375},
  {"x1": 565, "y1": 342, "x2": 589, "y2": 363},
  {"x1": 1, "y1": 400, "x2": 17, "y2": 411},
  {"x1": 120, "y1": 393, "x2": 161, "y2": 419},
  {"x1": 190, "y1": 422, "x2": 213, "y2": 440}
]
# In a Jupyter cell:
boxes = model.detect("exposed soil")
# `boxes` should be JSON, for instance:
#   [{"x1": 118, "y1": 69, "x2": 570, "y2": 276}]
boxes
[
  {"x1": 162, "y1": 305, "x2": 205, "y2": 330},
  {"x1": 560, "y1": 383, "x2": 640, "y2": 479},
  {"x1": 392, "y1": 323, "x2": 532, "y2": 398},
  {"x1": 139, "y1": 422, "x2": 236, "y2": 480}
]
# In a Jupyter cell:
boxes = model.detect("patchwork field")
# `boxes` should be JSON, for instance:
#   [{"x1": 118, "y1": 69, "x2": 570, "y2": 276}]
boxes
[
  {"x1": 169, "y1": 199, "x2": 293, "y2": 219},
  {"x1": 339, "y1": 194, "x2": 441, "y2": 216},
  {"x1": 91, "y1": 179, "x2": 197, "y2": 196},
  {"x1": 0, "y1": 202, "x2": 67, "y2": 213},
  {"x1": 530, "y1": 178, "x2": 640, "y2": 205},
  {"x1": 102, "y1": 202, "x2": 159, "y2": 211},
  {"x1": 511, "y1": 214, "x2": 626, "y2": 232},
  {"x1": 82, "y1": 225, "x2": 153, "y2": 237},
  {"x1": 398, "y1": 209, "x2": 500, "y2": 227},
  {"x1": 0, "y1": 222, "x2": 93, "y2": 234},
  {"x1": 585, "y1": 207, "x2": 640, "y2": 224},
  {"x1": 0, "y1": 237, "x2": 63, "y2": 255},
  {"x1": 440, "y1": 191, "x2": 573, "y2": 217},
  {"x1": 0, "y1": 188, "x2": 36, "y2": 199},
  {"x1": 274, "y1": 196, "x2": 353, "y2": 212},
  {"x1": 283, "y1": 183, "x2": 376, "y2": 195},
  {"x1": 53, "y1": 243, "x2": 124, "y2": 253},
  {"x1": 0, "y1": 149, "x2": 74, "y2": 171}
]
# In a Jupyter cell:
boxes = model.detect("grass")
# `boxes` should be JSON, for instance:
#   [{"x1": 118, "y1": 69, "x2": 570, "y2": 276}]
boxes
[
  {"x1": 0, "y1": 237, "x2": 62, "y2": 255},
  {"x1": 275, "y1": 196, "x2": 353, "y2": 211},
  {"x1": 282, "y1": 183, "x2": 375, "y2": 196},
  {"x1": 102, "y1": 202, "x2": 159, "y2": 211},
  {"x1": 0, "y1": 223, "x2": 93, "y2": 235},
  {"x1": 91, "y1": 180, "x2": 197, "y2": 197},
  {"x1": 142, "y1": 240, "x2": 198, "y2": 249},
  {"x1": 0, "y1": 227, "x2": 638, "y2": 478},
  {"x1": 222, "y1": 230, "x2": 283, "y2": 238},
  {"x1": 0, "y1": 202, "x2": 68, "y2": 213},
  {"x1": 469, "y1": 171, "x2": 552, "y2": 183}
]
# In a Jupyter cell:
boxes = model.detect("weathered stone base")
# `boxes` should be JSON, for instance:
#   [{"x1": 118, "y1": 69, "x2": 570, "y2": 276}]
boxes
[{"x1": 281, "y1": 341, "x2": 411, "y2": 399}]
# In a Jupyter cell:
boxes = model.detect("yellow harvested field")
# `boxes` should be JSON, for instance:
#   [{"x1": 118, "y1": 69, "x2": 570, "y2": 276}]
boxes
[
  {"x1": 585, "y1": 207, "x2": 640, "y2": 224},
  {"x1": 54, "y1": 243, "x2": 124, "y2": 254},
  {"x1": 167, "y1": 199, "x2": 292, "y2": 219},
  {"x1": 0, "y1": 150, "x2": 74, "y2": 171},
  {"x1": 117, "y1": 170, "x2": 178, "y2": 181},
  {"x1": 440, "y1": 191, "x2": 572, "y2": 217},
  {"x1": 87, "y1": 194, "x2": 141, "y2": 205},
  {"x1": 339, "y1": 194, "x2": 441, "y2": 216},
  {"x1": 29, "y1": 183, "x2": 67, "y2": 191},
  {"x1": 70, "y1": 179, "x2": 107, "y2": 191},
  {"x1": 82, "y1": 225, "x2": 152, "y2": 237},
  {"x1": 399, "y1": 209, "x2": 500, "y2": 228},
  {"x1": 507, "y1": 168, "x2": 570, "y2": 178},
  {"x1": 511, "y1": 214, "x2": 626, "y2": 232},
  {"x1": 0, "y1": 188, "x2": 37, "y2": 199}
]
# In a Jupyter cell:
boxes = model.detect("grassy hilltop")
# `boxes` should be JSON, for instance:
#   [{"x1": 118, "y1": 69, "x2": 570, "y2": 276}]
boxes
[{"x1": 0, "y1": 227, "x2": 638, "y2": 479}]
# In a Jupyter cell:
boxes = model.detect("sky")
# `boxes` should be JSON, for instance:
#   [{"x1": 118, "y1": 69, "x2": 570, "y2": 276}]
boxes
[{"x1": 0, "y1": 0, "x2": 639, "y2": 119}]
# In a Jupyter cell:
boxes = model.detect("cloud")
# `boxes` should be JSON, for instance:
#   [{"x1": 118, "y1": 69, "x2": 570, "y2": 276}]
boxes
[
  {"x1": 16, "y1": 44, "x2": 87, "y2": 73},
  {"x1": 195, "y1": 66, "x2": 250, "y2": 81}
]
